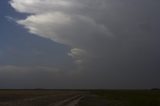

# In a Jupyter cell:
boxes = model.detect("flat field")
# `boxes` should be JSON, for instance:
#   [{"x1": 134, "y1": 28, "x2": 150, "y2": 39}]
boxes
[
  {"x1": 0, "y1": 89, "x2": 159, "y2": 106},
  {"x1": 91, "y1": 90, "x2": 160, "y2": 106},
  {"x1": 0, "y1": 90, "x2": 82, "y2": 106}
]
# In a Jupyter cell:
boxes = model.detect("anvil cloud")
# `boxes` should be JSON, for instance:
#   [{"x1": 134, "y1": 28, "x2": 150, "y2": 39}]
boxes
[{"x1": 10, "y1": 0, "x2": 113, "y2": 64}]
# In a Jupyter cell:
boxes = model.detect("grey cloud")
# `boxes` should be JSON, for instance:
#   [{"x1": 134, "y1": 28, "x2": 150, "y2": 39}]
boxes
[
  {"x1": 0, "y1": 65, "x2": 81, "y2": 89},
  {"x1": 9, "y1": 0, "x2": 160, "y2": 88}
]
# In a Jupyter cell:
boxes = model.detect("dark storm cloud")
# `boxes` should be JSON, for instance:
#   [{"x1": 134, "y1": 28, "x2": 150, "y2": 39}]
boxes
[
  {"x1": 0, "y1": 65, "x2": 81, "y2": 89},
  {"x1": 8, "y1": 0, "x2": 160, "y2": 88}
]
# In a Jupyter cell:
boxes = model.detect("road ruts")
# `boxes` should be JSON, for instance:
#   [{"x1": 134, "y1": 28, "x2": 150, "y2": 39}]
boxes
[
  {"x1": 0, "y1": 93, "x2": 82, "y2": 106},
  {"x1": 49, "y1": 95, "x2": 83, "y2": 106}
]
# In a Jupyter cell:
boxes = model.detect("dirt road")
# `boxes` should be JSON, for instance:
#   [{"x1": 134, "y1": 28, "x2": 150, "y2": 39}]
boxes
[
  {"x1": 50, "y1": 95, "x2": 83, "y2": 106},
  {"x1": 0, "y1": 91, "x2": 108, "y2": 106},
  {"x1": 0, "y1": 92, "x2": 84, "y2": 106}
]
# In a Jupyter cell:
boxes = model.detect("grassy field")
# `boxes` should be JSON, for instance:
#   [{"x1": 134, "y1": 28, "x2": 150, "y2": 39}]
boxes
[
  {"x1": 0, "y1": 89, "x2": 159, "y2": 106},
  {"x1": 0, "y1": 90, "x2": 69, "y2": 102},
  {"x1": 0, "y1": 90, "x2": 81, "y2": 106},
  {"x1": 92, "y1": 90, "x2": 160, "y2": 106}
]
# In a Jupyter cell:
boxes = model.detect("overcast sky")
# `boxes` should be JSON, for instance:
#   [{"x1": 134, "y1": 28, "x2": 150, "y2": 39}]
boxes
[{"x1": 0, "y1": 0, "x2": 160, "y2": 89}]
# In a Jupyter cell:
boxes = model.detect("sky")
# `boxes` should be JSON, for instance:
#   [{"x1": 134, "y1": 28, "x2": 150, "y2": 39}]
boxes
[{"x1": 0, "y1": 0, "x2": 160, "y2": 89}]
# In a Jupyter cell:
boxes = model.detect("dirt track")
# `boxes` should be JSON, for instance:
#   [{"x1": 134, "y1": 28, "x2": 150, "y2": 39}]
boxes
[
  {"x1": 0, "y1": 92, "x2": 82, "y2": 106},
  {"x1": 0, "y1": 91, "x2": 108, "y2": 106}
]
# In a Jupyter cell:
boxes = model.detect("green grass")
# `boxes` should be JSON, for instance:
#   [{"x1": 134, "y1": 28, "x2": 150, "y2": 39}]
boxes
[{"x1": 92, "y1": 90, "x2": 160, "y2": 106}]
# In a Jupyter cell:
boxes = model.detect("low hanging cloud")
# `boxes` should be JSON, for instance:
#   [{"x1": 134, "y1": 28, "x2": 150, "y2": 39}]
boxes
[
  {"x1": 9, "y1": 0, "x2": 160, "y2": 88},
  {"x1": 0, "y1": 65, "x2": 81, "y2": 89}
]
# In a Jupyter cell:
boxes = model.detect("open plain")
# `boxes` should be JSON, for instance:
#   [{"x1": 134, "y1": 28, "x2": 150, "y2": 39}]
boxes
[{"x1": 0, "y1": 90, "x2": 159, "y2": 106}]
